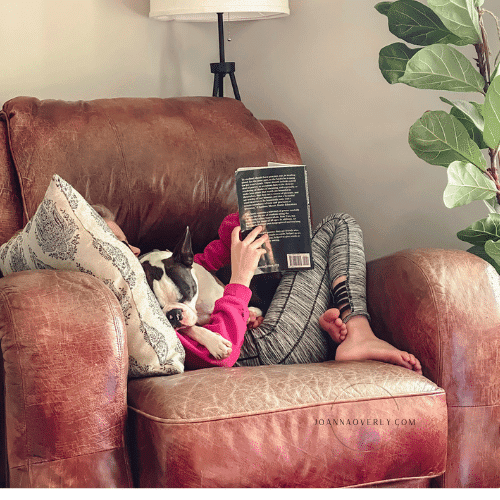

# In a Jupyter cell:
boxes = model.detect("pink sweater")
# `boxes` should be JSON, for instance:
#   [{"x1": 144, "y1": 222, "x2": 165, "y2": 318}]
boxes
[{"x1": 178, "y1": 213, "x2": 250, "y2": 370}]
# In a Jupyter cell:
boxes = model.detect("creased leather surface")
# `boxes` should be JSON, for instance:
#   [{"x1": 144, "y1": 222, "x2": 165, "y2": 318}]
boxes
[
  {"x1": 0, "y1": 95, "x2": 311, "y2": 488},
  {"x1": 0, "y1": 270, "x2": 131, "y2": 487},
  {"x1": 2, "y1": 96, "x2": 280, "y2": 255},
  {"x1": 128, "y1": 361, "x2": 447, "y2": 487},
  {"x1": 0, "y1": 330, "x2": 5, "y2": 488},
  {"x1": 367, "y1": 248, "x2": 500, "y2": 487},
  {"x1": 367, "y1": 248, "x2": 500, "y2": 406},
  {"x1": 0, "y1": 119, "x2": 23, "y2": 246},
  {"x1": 444, "y1": 405, "x2": 500, "y2": 488},
  {"x1": 9, "y1": 448, "x2": 131, "y2": 488},
  {"x1": 260, "y1": 120, "x2": 302, "y2": 166},
  {"x1": 363, "y1": 478, "x2": 431, "y2": 488},
  {"x1": 128, "y1": 360, "x2": 442, "y2": 420},
  {"x1": 0, "y1": 95, "x2": 462, "y2": 488}
]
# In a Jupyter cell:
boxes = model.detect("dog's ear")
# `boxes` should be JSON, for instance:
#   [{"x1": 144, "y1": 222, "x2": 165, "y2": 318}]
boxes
[{"x1": 173, "y1": 226, "x2": 194, "y2": 267}]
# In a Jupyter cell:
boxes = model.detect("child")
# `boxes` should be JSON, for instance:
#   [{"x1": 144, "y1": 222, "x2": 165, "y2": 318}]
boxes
[
  {"x1": 187, "y1": 212, "x2": 421, "y2": 373},
  {"x1": 97, "y1": 206, "x2": 421, "y2": 374}
]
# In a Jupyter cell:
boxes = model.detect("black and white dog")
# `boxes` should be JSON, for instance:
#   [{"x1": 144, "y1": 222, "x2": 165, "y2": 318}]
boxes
[{"x1": 140, "y1": 227, "x2": 264, "y2": 360}]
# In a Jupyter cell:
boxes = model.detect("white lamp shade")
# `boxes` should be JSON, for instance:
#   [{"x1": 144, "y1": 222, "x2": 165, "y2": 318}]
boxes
[{"x1": 149, "y1": 0, "x2": 290, "y2": 21}]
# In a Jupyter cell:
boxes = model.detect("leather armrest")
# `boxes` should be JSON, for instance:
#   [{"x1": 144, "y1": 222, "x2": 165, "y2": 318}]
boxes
[
  {"x1": 0, "y1": 270, "x2": 132, "y2": 487},
  {"x1": 366, "y1": 248, "x2": 500, "y2": 487}
]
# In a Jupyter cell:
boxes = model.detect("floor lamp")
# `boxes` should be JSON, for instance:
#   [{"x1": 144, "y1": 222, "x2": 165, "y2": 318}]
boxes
[{"x1": 149, "y1": 0, "x2": 290, "y2": 100}]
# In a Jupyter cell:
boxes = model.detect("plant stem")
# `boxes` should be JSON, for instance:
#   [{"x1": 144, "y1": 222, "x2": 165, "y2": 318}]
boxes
[
  {"x1": 477, "y1": 7, "x2": 500, "y2": 202},
  {"x1": 475, "y1": 8, "x2": 491, "y2": 91},
  {"x1": 489, "y1": 149, "x2": 500, "y2": 204}
]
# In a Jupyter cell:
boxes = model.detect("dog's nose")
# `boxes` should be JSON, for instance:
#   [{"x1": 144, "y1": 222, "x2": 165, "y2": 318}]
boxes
[{"x1": 166, "y1": 308, "x2": 183, "y2": 328}]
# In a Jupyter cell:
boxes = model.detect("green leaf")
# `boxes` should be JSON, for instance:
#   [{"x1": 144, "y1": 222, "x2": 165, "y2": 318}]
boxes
[
  {"x1": 443, "y1": 161, "x2": 497, "y2": 208},
  {"x1": 440, "y1": 98, "x2": 484, "y2": 130},
  {"x1": 409, "y1": 111, "x2": 488, "y2": 169},
  {"x1": 375, "y1": 2, "x2": 394, "y2": 16},
  {"x1": 399, "y1": 44, "x2": 485, "y2": 93},
  {"x1": 484, "y1": 76, "x2": 500, "y2": 150},
  {"x1": 379, "y1": 43, "x2": 421, "y2": 84},
  {"x1": 468, "y1": 244, "x2": 500, "y2": 273},
  {"x1": 440, "y1": 97, "x2": 488, "y2": 149},
  {"x1": 457, "y1": 213, "x2": 500, "y2": 244},
  {"x1": 491, "y1": 60, "x2": 500, "y2": 82},
  {"x1": 427, "y1": 0, "x2": 481, "y2": 45},
  {"x1": 484, "y1": 196, "x2": 500, "y2": 214},
  {"x1": 450, "y1": 108, "x2": 488, "y2": 149},
  {"x1": 485, "y1": 240, "x2": 500, "y2": 269},
  {"x1": 387, "y1": 0, "x2": 466, "y2": 46}
]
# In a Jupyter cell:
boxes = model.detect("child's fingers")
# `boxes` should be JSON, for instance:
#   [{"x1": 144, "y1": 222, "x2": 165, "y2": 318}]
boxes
[
  {"x1": 244, "y1": 225, "x2": 264, "y2": 242},
  {"x1": 232, "y1": 225, "x2": 266, "y2": 246},
  {"x1": 252, "y1": 232, "x2": 269, "y2": 248},
  {"x1": 231, "y1": 226, "x2": 242, "y2": 246}
]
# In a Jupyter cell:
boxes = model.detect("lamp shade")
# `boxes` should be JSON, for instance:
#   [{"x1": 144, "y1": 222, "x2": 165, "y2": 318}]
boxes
[{"x1": 149, "y1": 0, "x2": 290, "y2": 21}]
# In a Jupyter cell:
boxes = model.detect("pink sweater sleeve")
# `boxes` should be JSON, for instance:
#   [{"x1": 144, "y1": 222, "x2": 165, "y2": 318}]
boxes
[
  {"x1": 178, "y1": 283, "x2": 251, "y2": 370},
  {"x1": 193, "y1": 212, "x2": 240, "y2": 272}
]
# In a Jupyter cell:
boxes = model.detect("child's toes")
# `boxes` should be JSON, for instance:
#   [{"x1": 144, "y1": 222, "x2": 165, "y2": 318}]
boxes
[
  {"x1": 323, "y1": 308, "x2": 341, "y2": 322},
  {"x1": 400, "y1": 351, "x2": 411, "y2": 362},
  {"x1": 338, "y1": 324, "x2": 347, "y2": 340},
  {"x1": 409, "y1": 354, "x2": 422, "y2": 373}
]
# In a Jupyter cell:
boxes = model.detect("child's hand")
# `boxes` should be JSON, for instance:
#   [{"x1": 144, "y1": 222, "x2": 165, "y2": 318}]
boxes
[{"x1": 229, "y1": 226, "x2": 269, "y2": 288}]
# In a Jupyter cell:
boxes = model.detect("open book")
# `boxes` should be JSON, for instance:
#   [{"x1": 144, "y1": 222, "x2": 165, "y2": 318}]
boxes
[{"x1": 235, "y1": 163, "x2": 313, "y2": 274}]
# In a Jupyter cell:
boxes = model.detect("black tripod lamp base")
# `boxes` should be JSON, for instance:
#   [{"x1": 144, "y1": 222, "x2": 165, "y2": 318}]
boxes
[{"x1": 211, "y1": 61, "x2": 241, "y2": 100}]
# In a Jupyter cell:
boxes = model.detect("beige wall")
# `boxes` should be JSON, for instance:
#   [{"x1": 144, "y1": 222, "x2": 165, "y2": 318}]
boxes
[
  {"x1": 0, "y1": 0, "x2": 165, "y2": 101},
  {"x1": 1, "y1": 0, "x2": 497, "y2": 260},
  {"x1": 167, "y1": 0, "x2": 498, "y2": 260}
]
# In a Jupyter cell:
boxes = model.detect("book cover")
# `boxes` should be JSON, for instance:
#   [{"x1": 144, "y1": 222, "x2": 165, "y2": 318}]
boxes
[{"x1": 235, "y1": 163, "x2": 314, "y2": 274}]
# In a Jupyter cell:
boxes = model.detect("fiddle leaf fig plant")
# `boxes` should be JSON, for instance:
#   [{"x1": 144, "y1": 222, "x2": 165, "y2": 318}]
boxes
[{"x1": 376, "y1": 0, "x2": 500, "y2": 271}]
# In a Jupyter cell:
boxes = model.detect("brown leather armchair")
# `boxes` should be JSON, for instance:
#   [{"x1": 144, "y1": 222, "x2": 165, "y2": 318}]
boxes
[{"x1": 0, "y1": 96, "x2": 497, "y2": 488}]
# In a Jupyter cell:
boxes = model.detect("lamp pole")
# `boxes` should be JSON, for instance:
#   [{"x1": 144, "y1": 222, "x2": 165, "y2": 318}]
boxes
[{"x1": 210, "y1": 13, "x2": 241, "y2": 100}]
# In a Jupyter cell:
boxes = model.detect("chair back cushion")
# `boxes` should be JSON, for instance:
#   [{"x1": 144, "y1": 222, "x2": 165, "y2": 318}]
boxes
[{"x1": 1, "y1": 96, "x2": 282, "y2": 254}]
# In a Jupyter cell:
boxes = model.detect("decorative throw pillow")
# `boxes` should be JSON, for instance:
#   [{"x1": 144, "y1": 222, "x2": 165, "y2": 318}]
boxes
[{"x1": 0, "y1": 174, "x2": 185, "y2": 378}]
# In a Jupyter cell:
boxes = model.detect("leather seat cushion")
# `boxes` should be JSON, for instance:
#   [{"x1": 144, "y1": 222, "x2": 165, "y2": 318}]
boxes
[{"x1": 128, "y1": 360, "x2": 447, "y2": 487}]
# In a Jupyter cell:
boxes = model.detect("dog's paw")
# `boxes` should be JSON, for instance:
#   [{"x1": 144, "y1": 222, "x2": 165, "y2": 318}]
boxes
[
  {"x1": 183, "y1": 326, "x2": 233, "y2": 360},
  {"x1": 209, "y1": 336, "x2": 233, "y2": 360}
]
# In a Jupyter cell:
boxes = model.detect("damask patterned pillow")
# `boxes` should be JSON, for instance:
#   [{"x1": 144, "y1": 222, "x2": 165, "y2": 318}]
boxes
[{"x1": 0, "y1": 174, "x2": 185, "y2": 378}]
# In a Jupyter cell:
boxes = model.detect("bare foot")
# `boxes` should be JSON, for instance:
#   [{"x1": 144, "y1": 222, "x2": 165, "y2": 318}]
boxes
[
  {"x1": 181, "y1": 326, "x2": 232, "y2": 360},
  {"x1": 319, "y1": 308, "x2": 348, "y2": 343},
  {"x1": 335, "y1": 316, "x2": 422, "y2": 374}
]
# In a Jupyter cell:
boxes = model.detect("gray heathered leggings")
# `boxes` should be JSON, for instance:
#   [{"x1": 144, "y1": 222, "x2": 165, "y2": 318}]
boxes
[{"x1": 235, "y1": 213, "x2": 370, "y2": 367}]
